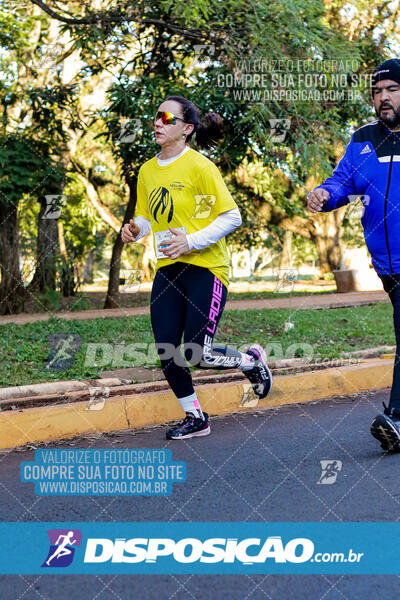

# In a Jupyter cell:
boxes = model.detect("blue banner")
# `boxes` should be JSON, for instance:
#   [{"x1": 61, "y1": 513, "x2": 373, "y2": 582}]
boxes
[{"x1": 0, "y1": 522, "x2": 394, "y2": 574}]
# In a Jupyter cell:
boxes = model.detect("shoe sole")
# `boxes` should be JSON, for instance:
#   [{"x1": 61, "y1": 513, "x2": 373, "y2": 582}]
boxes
[
  {"x1": 167, "y1": 425, "x2": 211, "y2": 440},
  {"x1": 370, "y1": 414, "x2": 400, "y2": 452},
  {"x1": 246, "y1": 345, "x2": 273, "y2": 400}
]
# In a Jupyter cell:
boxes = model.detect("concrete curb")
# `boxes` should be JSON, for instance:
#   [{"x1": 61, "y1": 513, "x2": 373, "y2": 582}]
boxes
[
  {"x1": 0, "y1": 360, "x2": 308, "y2": 402},
  {"x1": 0, "y1": 378, "x2": 123, "y2": 402},
  {"x1": 0, "y1": 359, "x2": 393, "y2": 450},
  {"x1": 0, "y1": 350, "x2": 391, "y2": 403}
]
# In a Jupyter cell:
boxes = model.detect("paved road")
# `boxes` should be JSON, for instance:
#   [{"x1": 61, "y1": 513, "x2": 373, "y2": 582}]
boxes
[{"x1": 0, "y1": 389, "x2": 399, "y2": 599}]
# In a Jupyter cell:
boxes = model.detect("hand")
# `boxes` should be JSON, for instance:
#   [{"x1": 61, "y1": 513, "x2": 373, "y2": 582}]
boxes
[
  {"x1": 121, "y1": 219, "x2": 140, "y2": 243},
  {"x1": 307, "y1": 188, "x2": 330, "y2": 213},
  {"x1": 159, "y1": 226, "x2": 189, "y2": 259}
]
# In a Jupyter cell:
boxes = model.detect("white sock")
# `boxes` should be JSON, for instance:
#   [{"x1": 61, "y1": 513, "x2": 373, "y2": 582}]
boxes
[{"x1": 178, "y1": 392, "x2": 204, "y2": 420}]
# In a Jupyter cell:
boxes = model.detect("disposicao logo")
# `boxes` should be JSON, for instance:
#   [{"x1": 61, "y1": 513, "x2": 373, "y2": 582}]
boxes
[
  {"x1": 83, "y1": 536, "x2": 315, "y2": 564},
  {"x1": 42, "y1": 529, "x2": 82, "y2": 568}
]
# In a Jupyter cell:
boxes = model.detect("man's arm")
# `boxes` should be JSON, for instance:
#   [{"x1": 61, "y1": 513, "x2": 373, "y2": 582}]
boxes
[{"x1": 307, "y1": 136, "x2": 357, "y2": 213}]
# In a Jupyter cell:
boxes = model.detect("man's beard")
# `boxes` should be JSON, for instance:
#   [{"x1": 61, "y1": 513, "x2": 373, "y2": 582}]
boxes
[{"x1": 376, "y1": 103, "x2": 400, "y2": 129}]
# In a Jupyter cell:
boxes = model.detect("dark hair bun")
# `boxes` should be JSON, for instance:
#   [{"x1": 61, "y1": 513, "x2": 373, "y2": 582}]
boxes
[{"x1": 196, "y1": 112, "x2": 224, "y2": 149}]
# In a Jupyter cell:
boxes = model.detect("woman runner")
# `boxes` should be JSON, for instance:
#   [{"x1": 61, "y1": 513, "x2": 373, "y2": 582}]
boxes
[{"x1": 121, "y1": 96, "x2": 272, "y2": 439}]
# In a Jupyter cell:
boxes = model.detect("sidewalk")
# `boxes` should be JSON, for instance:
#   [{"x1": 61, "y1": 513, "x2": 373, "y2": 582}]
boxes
[{"x1": 0, "y1": 290, "x2": 388, "y2": 325}]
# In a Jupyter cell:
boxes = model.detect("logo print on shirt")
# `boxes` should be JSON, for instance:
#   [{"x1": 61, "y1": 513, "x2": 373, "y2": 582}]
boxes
[
  {"x1": 149, "y1": 186, "x2": 174, "y2": 223},
  {"x1": 360, "y1": 144, "x2": 372, "y2": 154},
  {"x1": 192, "y1": 195, "x2": 216, "y2": 219}
]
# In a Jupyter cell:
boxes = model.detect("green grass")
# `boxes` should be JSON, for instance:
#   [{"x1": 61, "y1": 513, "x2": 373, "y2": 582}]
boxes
[
  {"x1": 23, "y1": 287, "x2": 336, "y2": 313},
  {"x1": 0, "y1": 302, "x2": 394, "y2": 388},
  {"x1": 227, "y1": 289, "x2": 336, "y2": 301},
  {"x1": 219, "y1": 303, "x2": 394, "y2": 360}
]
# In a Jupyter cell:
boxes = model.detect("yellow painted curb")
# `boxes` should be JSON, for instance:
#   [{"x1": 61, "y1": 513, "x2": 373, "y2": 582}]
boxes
[{"x1": 0, "y1": 359, "x2": 393, "y2": 450}]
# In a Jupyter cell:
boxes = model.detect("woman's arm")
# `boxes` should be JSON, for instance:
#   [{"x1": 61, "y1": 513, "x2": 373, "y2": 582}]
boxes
[
  {"x1": 121, "y1": 216, "x2": 152, "y2": 243},
  {"x1": 155, "y1": 208, "x2": 242, "y2": 259},
  {"x1": 132, "y1": 215, "x2": 152, "y2": 240},
  {"x1": 186, "y1": 208, "x2": 242, "y2": 250}
]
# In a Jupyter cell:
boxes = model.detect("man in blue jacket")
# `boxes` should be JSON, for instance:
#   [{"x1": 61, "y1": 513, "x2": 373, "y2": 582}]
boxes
[{"x1": 307, "y1": 58, "x2": 400, "y2": 453}]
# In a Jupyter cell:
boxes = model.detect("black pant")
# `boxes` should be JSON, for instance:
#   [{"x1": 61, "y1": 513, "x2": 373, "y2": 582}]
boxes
[
  {"x1": 379, "y1": 274, "x2": 400, "y2": 410},
  {"x1": 150, "y1": 262, "x2": 245, "y2": 398}
]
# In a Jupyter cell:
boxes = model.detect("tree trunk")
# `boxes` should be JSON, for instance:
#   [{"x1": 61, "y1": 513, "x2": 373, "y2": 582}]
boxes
[
  {"x1": 83, "y1": 249, "x2": 96, "y2": 283},
  {"x1": 104, "y1": 171, "x2": 137, "y2": 309},
  {"x1": 29, "y1": 197, "x2": 60, "y2": 291},
  {"x1": 58, "y1": 220, "x2": 76, "y2": 296},
  {"x1": 0, "y1": 201, "x2": 26, "y2": 314},
  {"x1": 279, "y1": 229, "x2": 293, "y2": 270},
  {"x1": 311, "y1": 208, "x2": 346, "y2": 274},
  {"x1": 268, "y1": 204, "x2": 346, "y2": 275}
]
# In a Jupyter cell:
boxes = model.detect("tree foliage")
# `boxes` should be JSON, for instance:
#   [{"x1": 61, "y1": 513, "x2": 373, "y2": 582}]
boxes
[{"x1": 0, "y1": 0, "x2": 399, "y2": 313}]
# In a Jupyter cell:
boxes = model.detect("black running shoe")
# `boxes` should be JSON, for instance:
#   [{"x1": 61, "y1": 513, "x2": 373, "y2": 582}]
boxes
[
  {"x1": 370, "y1": 403, "x2": 400, "y2": 452},
  {"x1": 166, "y1": 412, "x2": 210, "y2": 440},
  {"x1": 243, "y1": 343, "x2": 273, "y2": 399}
]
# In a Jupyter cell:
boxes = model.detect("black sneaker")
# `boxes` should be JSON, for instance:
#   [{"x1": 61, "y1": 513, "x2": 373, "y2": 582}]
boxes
[
  {"x1": 243, "y1": 343, "x2": 273, "y2": 399},
  {"x1": 166, "y1": 412, "x2": 210, "y2": 440},
  {"x1": 370, "y1": 403, "x2": 400, "y2": 452}
]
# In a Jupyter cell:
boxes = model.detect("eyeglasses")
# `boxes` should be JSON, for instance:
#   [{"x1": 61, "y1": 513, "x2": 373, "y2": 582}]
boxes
[{"x1": 154, "y1": 111, "x2": 186, "y2": 125}]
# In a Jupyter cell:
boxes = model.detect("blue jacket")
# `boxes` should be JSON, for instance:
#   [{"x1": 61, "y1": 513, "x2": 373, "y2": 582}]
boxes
[{"x1": 319, "y1": 120, "x2": 400, "y2": 274}]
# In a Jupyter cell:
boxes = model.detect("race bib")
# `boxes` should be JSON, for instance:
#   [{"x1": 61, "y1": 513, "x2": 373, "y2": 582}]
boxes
[{"x1": 154, "y1": 227, "x2": 187, "y2": 259}]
